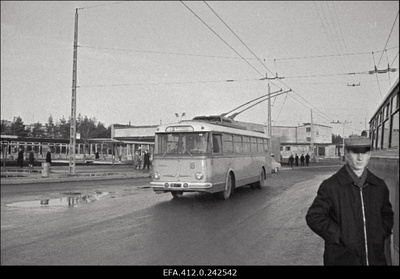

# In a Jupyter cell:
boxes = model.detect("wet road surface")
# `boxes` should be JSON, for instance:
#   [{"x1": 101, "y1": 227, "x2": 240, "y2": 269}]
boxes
[{"x1": 1, "y1": 166, "x2": 339, "y2": 265}]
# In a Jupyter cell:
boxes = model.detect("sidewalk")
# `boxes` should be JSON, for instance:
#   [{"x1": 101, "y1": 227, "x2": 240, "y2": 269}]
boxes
[{"x1": 1, "y1": 164, "x2": 151, "y2": 185}]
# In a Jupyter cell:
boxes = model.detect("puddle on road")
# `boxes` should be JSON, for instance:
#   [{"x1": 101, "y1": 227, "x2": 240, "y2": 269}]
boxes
[{"x1": 6, "y1": 191, "x2": 109, "y2": 209}]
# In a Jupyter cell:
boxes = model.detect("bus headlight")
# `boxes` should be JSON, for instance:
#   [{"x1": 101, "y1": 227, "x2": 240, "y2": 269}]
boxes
[
  {"x1": 153, "y1": 172, "x2": 160, "y2": 180},
  {"x1": 195, "y1": 172, "x2": 204, "y2": 180}
]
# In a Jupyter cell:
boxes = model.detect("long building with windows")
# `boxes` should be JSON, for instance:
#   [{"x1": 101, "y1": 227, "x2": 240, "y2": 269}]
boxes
[{"x1": 368, "y1": 78, "x2": 399, "y2": 265}]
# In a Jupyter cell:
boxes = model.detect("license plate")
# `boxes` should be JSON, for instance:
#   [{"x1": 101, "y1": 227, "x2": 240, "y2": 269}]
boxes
[{"x1": 171, "y1": 183, "x2": 181, "y2": 188}]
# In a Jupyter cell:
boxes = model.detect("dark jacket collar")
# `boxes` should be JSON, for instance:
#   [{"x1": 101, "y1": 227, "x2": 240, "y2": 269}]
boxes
[{"x1": 336, "y1": 165, "x2": 381, "y2": 187}]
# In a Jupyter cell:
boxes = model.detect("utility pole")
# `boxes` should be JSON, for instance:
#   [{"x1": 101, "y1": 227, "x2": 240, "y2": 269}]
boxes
[
  {"x1": 69, "y1": 8, "x2": 79, "y2": 175},
  {"x1": 331, "y1": 120, "x2": 349, "y2": 157},
  {"x1": 267, "y1": 83, "x2": 272, "y2": 149},
  {"x1": 260, "y1": 69, "x2": 285, "y2": 152},
  {"x1": 342, "y1": 122, "x2": 346, "y2": 155},
  {"x1": 310, "y1": 109, "x2": 317, "y2": 163}
]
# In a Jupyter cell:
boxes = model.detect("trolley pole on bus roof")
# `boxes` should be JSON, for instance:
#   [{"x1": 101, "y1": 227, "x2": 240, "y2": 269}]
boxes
[{"x1": 69, "y1": 8, "x2": 79, "y2": 175}]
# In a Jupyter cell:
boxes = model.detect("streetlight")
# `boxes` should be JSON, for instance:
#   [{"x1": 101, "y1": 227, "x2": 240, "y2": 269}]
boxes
[{"x1": 175, "y1": 112, "x2": 186, "y2": 123}]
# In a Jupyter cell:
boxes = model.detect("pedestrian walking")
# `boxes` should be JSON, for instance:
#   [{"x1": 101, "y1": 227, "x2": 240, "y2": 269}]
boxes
[
  {"x1": 46, "y1": 149, "x2": 52, "y2": 164},
  {"x1": 305, "y1": 136, "x2": 394, "y2": 265},
  {"x1": 305, "y1": 153, "x2": 310, "y2": 166},
  {"x1": 294, "y1": 154, "x2": 299, "y2": 166},
  {"x1": 288, "y1": 154, "x2": 294, "y2": 169},
  {"x1": 300, "y1": 154, "x2": 305, "y2": 166},
  {"x1": 28, "y1": 151, "x2": 35, "y2": 171},
  {"x1": 143, "y1": 150, "x2": 150, "y2": 170},
  {"x1": 17, "y1": 147, "x2": 24, "y2": 168},
  {"x1": 133, "y1": 151, "x2": 140, "y2": 169}
]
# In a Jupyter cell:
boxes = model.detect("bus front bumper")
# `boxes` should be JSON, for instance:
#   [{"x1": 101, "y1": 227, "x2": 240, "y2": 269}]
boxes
[{"x1": 150, "y1": 181, "x2": 216, "y2": 193}]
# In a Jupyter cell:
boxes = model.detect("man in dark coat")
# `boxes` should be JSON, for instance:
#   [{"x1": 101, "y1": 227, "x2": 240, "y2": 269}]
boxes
[
  {"x1": 29, "y1": 151, "x2": 35, "y2": 169},
  {"x1": 288, "y1": 154, "x2": 294, "y2": 169},
  {"x1": 46, "y1": 150, "x2": 52, "y2": 164},
  {"x1": 305, "y1": 136, "x2": 394, "y2": 265},
  {"x1": 300, "y1": 154, "x2": 305, "y2": 166},
  {"x1": 17, "y1": 148, "x2": 24, "y2": 168},
  {"x1": 143, "y1": 150, "x2": 150, "y2": 170},
  {"x1": 305, "y1": 153, "x2": 310, "y2": 166}
]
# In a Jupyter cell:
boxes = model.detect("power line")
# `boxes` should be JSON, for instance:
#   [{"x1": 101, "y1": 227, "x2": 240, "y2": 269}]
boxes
[
  {"x1": 198, "y1": 1, "x2": 334, "y2": 125},
  {"x1": 78, "y1": 44, "x2": 399, "y2": 63},
  {"x1": 75, "y1": 66, "x2": 396, "y2": 88},
  {"x1": 78, "y1": 45, "x2": 241, "y2": 60},
  {"x1": 202, "y1": 1, "x2": 333, "y2": 123},
  {"x1": 77, "y1": 78, "x2": 261, "y2": 88},
  {"x1": 203, "y1": 1, "x2": 275, "y2": 76},
  {"x1": 78, "y1": 1, "x2": 126, "y2": 10},
  {"x1": 202, "y1": 0, "x2": 293, "y2": 116},
  {"x1": 372, "y1": 51, "x2": 383, "y2": 98},
  {"x1": 180, "y1": 1, "x2": 265, "y2": 77},
  {"x1": 377, "y1": 10, "x2": 399, "y2": 67},
  {"x1": 331, "y1": 2, "x2": 358, "y2": 85},
  {"x1": 325, "y1": 2, "x2": 352, "y2": 84},
  {"x1": 274, "y1": 48, "x2": 398, "y2": 61},
  {"x1": 314, "y1": 2, "x2": 352, "y2": 86},
  {"x1": 284, "y1": 70, "x2": 375, "y2": 79},
  {"x1": 391, "y1": 51, "x2": 399, "y2": 67}
]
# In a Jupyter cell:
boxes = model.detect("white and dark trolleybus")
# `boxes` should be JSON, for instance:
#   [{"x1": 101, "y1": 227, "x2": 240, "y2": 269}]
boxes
[{"x1": 150, "y1": 115, "x2": 272, "y2": 200}]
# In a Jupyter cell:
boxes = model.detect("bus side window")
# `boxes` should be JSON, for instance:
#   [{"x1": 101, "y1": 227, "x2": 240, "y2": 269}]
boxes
[{"x1": 212, "y1": 134, "x2": 222, "y2": 154}]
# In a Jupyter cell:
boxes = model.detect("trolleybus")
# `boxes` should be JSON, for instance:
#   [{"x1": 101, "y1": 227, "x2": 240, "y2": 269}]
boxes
[{"x1": 150, "y1": 116, "x2": 271, "y2": 199}]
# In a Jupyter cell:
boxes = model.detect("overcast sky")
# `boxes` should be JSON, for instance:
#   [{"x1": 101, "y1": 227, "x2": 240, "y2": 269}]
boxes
[{"x1": 1, "y1": 1, "x2": 399, "y2": 136}]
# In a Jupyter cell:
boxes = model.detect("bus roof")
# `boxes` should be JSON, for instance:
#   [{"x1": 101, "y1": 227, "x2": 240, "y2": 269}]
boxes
[{"x1": 155, "y1": 120, "x2": 269, "y2": 139}]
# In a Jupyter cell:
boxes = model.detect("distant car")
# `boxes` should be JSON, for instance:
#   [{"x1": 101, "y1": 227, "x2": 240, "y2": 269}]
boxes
[{"x1": 271, "y1": 157, "x2": 281, "y2": 173}]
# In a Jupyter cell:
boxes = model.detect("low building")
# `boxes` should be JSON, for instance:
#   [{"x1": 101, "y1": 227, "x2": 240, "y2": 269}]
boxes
[
  {"x1": 111, "y1": 124, "x2": 158, "y2": 161},
  {"x1": 272, "y1": 123, "x2": 336, "y2": 161}
]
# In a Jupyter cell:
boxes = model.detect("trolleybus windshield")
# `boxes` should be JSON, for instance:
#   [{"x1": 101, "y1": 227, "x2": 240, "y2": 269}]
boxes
[{"x1": 157, "y1": 132, "x2": 210, "y2": 156}]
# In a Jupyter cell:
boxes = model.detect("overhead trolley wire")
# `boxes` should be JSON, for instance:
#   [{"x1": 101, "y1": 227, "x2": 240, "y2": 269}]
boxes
[
  {"x1": 180, "y1": 1, "x2": 265, "y2": 77},
  {"x1": 77, "y1": 78, "x2": 261, "y2": 88},
  {"x1": 203, "y1": 1, "x2": 275, "y2": 76},
  {"x1": 78, "y1": 45, "x2": 399, "y2": 63},
  {"x1": 274, "y1": 47, "x2": 399, "y2": 61},
  {"x1": 313, "y1": 1, "x2": 351, "y2": 85},
  {"x1": 77, "y1": 1, "x2": 125, "y2": 10},
  {"x1": 391, "y1": 51, "x2": 399, "y2": 67},
  {"x1": 377, "y1": 10, "x2": 399, "y2": 67},
  {"x1": 372, "y1": 51, "x2": 383, "y2": 98}
]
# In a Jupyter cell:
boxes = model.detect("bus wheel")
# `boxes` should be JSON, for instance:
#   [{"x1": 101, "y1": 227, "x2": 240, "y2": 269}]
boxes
[
  {"x1": 256, "y1": 168, "x2": 266, "y2": 189},
  {"x1": 218, "y1": 173, "x2": 233, "y2": 200},
  {"x1": 171, "y1": 191, "x2": 183, "y2": 198}
]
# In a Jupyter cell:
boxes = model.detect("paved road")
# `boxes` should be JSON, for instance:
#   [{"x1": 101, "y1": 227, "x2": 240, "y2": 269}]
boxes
[{"x1": 1, "y1": 166, "x2": 339, "y2": 265}]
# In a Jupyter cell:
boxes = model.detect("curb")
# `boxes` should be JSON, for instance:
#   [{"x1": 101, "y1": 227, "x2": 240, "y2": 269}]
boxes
[{"x1": 0, "y1": 172, "x2": 151, "y2": 185}]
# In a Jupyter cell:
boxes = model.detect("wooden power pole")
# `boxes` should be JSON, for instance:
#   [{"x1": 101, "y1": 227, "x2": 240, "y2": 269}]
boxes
[{"x1": 69, "y1": 8, "x2": 79, "y2": 175}]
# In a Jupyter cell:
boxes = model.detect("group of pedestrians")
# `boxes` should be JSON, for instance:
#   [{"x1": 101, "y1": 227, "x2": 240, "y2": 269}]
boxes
[
  {"x1": 288, "y1": 153, "x2": 310, "y2": 168},
  {"x1": 17, "y1": 148, "x2": 52, "y2": 170},
  {"x1": 133, "y1": 150, "x2": 152, "y2": 170}
]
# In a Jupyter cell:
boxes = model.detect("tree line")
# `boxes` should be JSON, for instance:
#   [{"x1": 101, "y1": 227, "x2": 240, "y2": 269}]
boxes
[
  {"x1": 1, "y1": 114, "x2": 111, "y2": 140},
  {"x1": 1, "y1": 115, "x2": 347, "y2": 146}
]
